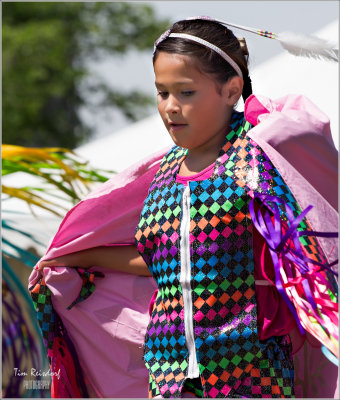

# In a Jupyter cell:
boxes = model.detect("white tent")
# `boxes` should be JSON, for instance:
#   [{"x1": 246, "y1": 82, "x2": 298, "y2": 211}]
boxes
[
  {"x1": 250, "y1": 21, "x2": 338, "y2": 143},
  {"x1": 76, "y1": 21, "x2": 338, "y2": 173}
]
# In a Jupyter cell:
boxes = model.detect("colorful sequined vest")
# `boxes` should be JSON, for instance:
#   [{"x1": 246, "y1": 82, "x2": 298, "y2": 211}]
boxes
[{"x1": 135, "y1": 111, "x2": 320, "y2": 398}]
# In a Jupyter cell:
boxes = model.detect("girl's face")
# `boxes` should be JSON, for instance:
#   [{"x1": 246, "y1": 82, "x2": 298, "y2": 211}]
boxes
[{"x1": 154, "y1": 52, "x2": 240, "y2": 155}]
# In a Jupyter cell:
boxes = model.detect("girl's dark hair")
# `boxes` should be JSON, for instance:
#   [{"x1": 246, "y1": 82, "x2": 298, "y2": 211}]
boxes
[{"x1": 153, "y1": 19, "x2": 252, "y2": 103}]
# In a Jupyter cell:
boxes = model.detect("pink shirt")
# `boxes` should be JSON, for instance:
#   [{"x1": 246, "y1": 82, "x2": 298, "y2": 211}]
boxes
[
  {"x1": 176, "y1": 162, "x2": 215, "y2": 185},
  {"x1": 175, "y1": 163, "x2": 296, "y2": 340}
]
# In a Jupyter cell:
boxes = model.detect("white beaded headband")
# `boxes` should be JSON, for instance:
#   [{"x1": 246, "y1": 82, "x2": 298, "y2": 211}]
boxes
[{"x1": 154, "y1": 16, "x2": 338, "y2": 64}]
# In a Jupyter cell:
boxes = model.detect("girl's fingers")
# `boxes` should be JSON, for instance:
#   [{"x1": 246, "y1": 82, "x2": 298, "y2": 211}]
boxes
[
  {"x1": 35, "y1": 258, "x2": 65, "y2": 271},
  {"x1": 35, "y1": 261, "x2": 49, "y2": 271},
  {"x1": 35, "y1": 253, "x2": 86, "y2": 271}
]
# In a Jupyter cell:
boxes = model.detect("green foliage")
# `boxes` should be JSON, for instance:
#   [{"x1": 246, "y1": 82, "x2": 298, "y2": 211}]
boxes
[
  {"x1": 2, "y1": 144, "x2": 113, "y2": 216},
  {"x1": 2, "y1": 2, "x2": 169, "y2": 148}
]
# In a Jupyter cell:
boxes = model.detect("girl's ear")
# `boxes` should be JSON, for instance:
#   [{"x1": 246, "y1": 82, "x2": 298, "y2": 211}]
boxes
[{"x1": 222, "y1": 76, "x2": 244, "y2": 106}]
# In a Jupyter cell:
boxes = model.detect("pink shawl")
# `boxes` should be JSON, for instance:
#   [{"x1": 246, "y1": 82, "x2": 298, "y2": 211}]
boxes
[{"x1": 29, "y1": 94, "x2": 338, "y2": 398}]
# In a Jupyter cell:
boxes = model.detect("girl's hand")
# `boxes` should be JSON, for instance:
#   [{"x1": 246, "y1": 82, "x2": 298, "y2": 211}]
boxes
[
  {"x1": 35, "y1": 246, "x2": 152, "y2": 277},
  {"x1": 35, "y1": 254, "x2": 85, "y2": 271}
]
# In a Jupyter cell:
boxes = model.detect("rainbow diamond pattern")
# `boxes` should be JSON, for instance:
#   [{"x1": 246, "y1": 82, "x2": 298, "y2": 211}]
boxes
[
  {"x1": 30, "y1": 276, "x2": 55, "y2": 360},
  {"x1": 135, "y1": 111, "x2": 324, "y2": 397},
  {"x1": 30, "y1": 268, "x2": 103, "y2": 362}
]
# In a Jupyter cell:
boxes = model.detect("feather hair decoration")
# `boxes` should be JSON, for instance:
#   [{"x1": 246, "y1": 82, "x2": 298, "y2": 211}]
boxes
[
  {"x1": 277, "y1": 31, "x2": 338, "y2": 62},
  {"x1": 184, "y1": 16, "x2": 339, "y2": 62}
]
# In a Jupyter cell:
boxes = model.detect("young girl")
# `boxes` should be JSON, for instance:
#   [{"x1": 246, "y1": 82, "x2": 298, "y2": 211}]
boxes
[{"x1": 35, "y1": 17, "x2": 338, "y2": 398}]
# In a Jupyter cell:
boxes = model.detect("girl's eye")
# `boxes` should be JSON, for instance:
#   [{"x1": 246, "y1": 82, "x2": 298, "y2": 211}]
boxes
[
  {"x1": 157, "y1": 91, "x2": 168, "y2": 99},
  {"x1": 182, "y1": 91, "x2": 195, "y2": 97}
]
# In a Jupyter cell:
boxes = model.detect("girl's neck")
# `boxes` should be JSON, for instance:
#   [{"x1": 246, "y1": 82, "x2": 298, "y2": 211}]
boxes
[
  {"x1": 179, "y1": 153, "x2": 216, "y2": 177},
  {"x1": 179, "y1": 124, "x2": 231, "y2": 177}
]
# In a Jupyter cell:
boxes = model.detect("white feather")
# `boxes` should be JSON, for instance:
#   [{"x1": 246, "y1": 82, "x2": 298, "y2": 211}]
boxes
[{"x1": 277, "y1": 31, "x2": 338, "y2": 62}]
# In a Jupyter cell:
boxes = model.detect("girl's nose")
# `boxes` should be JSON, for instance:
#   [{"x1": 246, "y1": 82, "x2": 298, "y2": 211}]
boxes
[{"x1": 165, "y1": 95, "x2": 180, "y2": 114}]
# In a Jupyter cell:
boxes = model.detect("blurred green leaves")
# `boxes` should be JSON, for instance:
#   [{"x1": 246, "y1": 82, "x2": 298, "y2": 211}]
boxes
[
  {"x1": 2, "y1": 144, "x2": 113, "y2": 217},
  {"x1": 3, "y1": 2, "x2": 169, "y2": 148}
]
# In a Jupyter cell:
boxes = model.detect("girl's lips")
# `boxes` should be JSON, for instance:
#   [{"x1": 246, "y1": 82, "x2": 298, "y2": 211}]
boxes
[{"x1": 169, "y1": 123, "x2": 187, "y2": 132}]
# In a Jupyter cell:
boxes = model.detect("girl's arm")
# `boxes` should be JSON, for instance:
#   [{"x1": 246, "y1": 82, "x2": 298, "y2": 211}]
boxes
[{"x1": 37, "y1": 245, "x2": 152, "y2": 277}]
